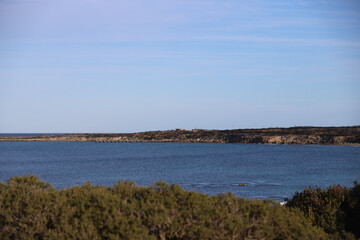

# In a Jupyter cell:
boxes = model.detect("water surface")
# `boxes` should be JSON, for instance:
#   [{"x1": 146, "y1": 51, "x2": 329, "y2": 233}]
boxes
[{"x1": 1, "y1": 142, "x2": 359, "y2": 201}]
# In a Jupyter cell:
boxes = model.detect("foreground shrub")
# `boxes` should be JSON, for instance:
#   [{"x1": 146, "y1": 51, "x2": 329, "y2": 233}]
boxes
[
  {"x1": 338, "y1": 182, "x2": 360, "y2": 238},
  {"x1": 0, "y1": 175, "x2": 327, "y2": 239},
  {"x1": 286, "y1": 182, "x2": 360, "y2": 239}
]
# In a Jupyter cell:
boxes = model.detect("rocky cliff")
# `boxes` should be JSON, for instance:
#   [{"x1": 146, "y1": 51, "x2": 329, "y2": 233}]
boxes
[{"x1": 1, "y1": 126, "x2": 359, "y2": 145}]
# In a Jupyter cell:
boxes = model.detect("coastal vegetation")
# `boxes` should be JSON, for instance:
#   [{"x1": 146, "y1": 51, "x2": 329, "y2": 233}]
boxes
[
  {"x1": 1, "y1": 176, "x2": 359, "y2": 239},
  {"x1": 286, "y1": 182, "x2": 360, "y2": 239},
  {"x1": 0, "y1": 126, "x2": 359, "y2": 145}
]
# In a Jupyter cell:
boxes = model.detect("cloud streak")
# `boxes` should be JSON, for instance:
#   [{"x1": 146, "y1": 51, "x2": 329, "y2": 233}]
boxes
[{"x1": 1, "y1": 0, "x2": 359, "y2": 131}]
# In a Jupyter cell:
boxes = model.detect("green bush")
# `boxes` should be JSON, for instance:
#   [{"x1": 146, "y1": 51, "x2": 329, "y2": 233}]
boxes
[
  {"x1": 286, "y1": 182, "x2": 360, "y2": 239},
  {"x1": 0, "y1": 175, "x2": 328, "y2": 239},
  {"x1": 337, "y1": 182, "x2": 360, "y2": 238}
]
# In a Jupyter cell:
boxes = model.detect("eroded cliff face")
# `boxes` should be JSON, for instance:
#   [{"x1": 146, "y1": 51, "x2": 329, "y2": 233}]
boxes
[{"x1": 1, "y1": 127, "x2": 359, "y2": 145}]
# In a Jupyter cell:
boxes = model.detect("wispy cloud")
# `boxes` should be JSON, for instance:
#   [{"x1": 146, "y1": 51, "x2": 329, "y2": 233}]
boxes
[
  {"x1": 1, "y1": 0, "x2": 360, "y2": 131},
  {"x1": 1, "y1": 0, "x2": 359, "y2": 48}
]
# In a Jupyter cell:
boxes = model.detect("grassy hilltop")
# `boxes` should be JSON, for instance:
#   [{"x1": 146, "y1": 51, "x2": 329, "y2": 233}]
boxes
[{"x1": 0, "y1": 176, "x2": 359, "y2": 239}]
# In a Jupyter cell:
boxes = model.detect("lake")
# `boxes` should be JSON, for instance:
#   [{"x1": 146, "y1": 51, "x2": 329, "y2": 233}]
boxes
[{"x1": 0, "y1": 141, "x2": 359, "y2": 201}]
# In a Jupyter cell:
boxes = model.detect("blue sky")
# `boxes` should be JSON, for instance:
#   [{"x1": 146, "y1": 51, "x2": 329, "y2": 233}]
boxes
[{"x1": 1, "y1": 0, "x2": 359, "y2": 133}]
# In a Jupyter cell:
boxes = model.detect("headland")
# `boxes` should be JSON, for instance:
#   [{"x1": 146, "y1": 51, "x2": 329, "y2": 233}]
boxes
[{"x1": 1, "y1": 126, "x2": 359, "y2": 145}]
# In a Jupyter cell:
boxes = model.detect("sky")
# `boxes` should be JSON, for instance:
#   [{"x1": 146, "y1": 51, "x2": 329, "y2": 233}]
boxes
[{"x1": 0, "y1": 0, "x2": 359, "y2": 133}]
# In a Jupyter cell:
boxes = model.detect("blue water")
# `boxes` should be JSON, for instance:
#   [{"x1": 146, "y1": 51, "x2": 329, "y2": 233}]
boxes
[{"x1": 0, "y1": 142, "x2": 359, "y2": 201}]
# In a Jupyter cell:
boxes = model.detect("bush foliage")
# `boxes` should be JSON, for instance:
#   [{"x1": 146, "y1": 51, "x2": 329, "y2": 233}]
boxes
[
  {"x1": 286, "y1": 182, "x2": 360, "y2": 240},
  {"x1": 0, "y1": 175, "x2": 331, "y2": 240}
]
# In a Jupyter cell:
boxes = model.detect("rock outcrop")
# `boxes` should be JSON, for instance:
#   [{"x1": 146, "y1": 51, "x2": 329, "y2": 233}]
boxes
[{"x1": 1, "y1": 126, "x2": 359, "y2": 145}]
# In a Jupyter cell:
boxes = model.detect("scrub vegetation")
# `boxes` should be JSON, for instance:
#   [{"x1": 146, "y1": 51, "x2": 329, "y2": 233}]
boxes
[
  {"x1": 1, "y1": 126, "x2": 359, "y2": 145},
  {"x1": 286, "y1": 182, "x2": 360, "y2": 240},
  {"x1": 0, "y1": 175, "x2": 358, "y2": 239}
]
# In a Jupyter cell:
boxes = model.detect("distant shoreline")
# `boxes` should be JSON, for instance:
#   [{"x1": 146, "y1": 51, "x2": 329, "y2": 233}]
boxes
[{"x1": 1, "y1": 126, "x2": 359, "y2": 145}]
